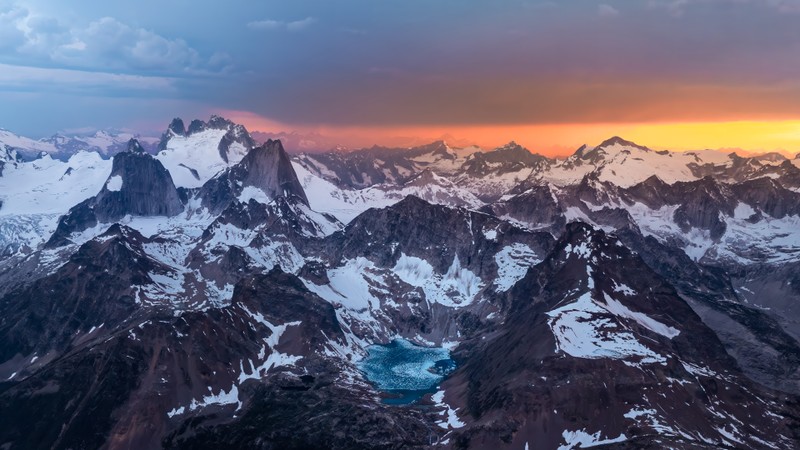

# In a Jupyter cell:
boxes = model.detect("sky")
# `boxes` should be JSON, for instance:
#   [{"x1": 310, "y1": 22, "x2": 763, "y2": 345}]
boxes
[{"x1": 1, "y1": 0, "x2": 800, "y2": 155}]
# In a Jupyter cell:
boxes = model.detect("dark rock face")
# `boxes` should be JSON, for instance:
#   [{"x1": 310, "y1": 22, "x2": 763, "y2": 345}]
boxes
[
  {"x1": 0, "y1": 333, "x2": 148, "y2": 450},
  {"x1": 622, "y1": 176, "x2": 736, "y2": 239},
  {"x1": 444, "y1": 223, "x2": 799, "y2": 449},
  {"x1": 164, "y1": 380, "x2": 435, "y2": 450},
  {"x1": 93, "y1": 148, "x2": 183, "y2": 221},
  {"x1": 481, "y1": 185, "x2": 564, "y2": 231},
  {"x1": 46, "y1": 140, "x2": 183, "y2": 246},
  {"x1": 0, "y1": 266, "x2": 439, "y2": 450},
  {"x1": 615, "y1": 227, "x2": 800, "y2": 394},
  {"x1": 330, "y1": 195, "x2": 554, "y2": 276},
  {"x1": 0, "y1": 225, "x2": 155, "y2": 374},
  {"x1": 237, "y1": 140, "x2": 307, "y2": 204},
  {"x1": 168, "y1": 118, "x2": 186, "y2": 136},
  {"x1": 731, "y1": 177, "x2": 800, "y2": 219},
  {"x1": 296, "y1": 141, "x2": 554, "y2": 192},
  {"x1": 158, "y1": 118, "x2": 187, "y2": 150},
  {"x1": 671, "y1": 179, "x2": 733, "y2": 240},
  {"x1": 187, "y1": 119, "x2": 207, "y2": 135},
  {"x1": 460, "y1": 142, "x2": 549, "y2": 178},
  {"x1": 0, "y1": 146, "x2": 22, "y2": 176},
  {"x1": 200, "y1": 140, "x2": 309, "y2": 214}
]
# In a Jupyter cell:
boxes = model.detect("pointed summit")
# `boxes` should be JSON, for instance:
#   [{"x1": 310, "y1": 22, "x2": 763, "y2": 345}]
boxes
[
  {"x1": 167, "y1": 118, "x2": 186, "y2": 136},
  {"x1": 596, "y1": 136, "x2": 651, "y2": 151},
  {"x1": 207, "y1": 115, "x2": 236, "y2": 130},
  {"x1": 238, "y1": 139, "x2": 308, "y2": 205},
  {"x1": 46, "y1": 150, "x2": 183, "y2": 247},
  {"x1": 199, "y1": 139, "x2": 309, "y2": 214},
  {"x1": 158, "y1": 118, "x2": 186, "y2": 151},
  {"x1": 126, "y1": 138, "x2": 145, "y2": 153},
  {"x1": 572, "y1": 144, "x2": 590, "y2": 158}
]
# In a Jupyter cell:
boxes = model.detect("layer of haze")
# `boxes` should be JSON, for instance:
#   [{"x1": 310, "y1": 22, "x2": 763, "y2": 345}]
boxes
[{"x1": 1, "y1": 0, "x2": 799, "y2": 155}]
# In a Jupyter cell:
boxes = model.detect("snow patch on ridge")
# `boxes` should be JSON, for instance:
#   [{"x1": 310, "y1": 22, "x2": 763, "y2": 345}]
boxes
[
  {"x1": 493, "y1": 243, "x2": 540, "y2": 292},
  {"x1": 547, "y1": 292, "x2": 667, "y2": 365},
  {"x1": 557, "y1": 428, "x2": 627, "y2": 450},
  {"x1": 105, "y1": 175, "x2": 122, "y2": 192},
  {"x1": 602, "y1": 292, "x2": 679, "y2": 338},
  {"x1": 431, "y1": 389, "x2": 465, "y2": 429}
]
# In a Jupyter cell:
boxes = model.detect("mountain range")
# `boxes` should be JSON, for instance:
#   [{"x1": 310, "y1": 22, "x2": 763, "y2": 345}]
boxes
[{"x1": 1, "y1": 116, "x2": 800, "y2": 449}]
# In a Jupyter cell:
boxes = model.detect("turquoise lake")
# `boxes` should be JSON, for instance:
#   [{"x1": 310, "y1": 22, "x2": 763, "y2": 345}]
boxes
[{"x1": 359, "y1": 339, "x2": 456, "y2": 405}]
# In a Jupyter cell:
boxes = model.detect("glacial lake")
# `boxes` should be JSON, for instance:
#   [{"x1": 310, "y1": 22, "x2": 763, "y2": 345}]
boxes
[{"x1": 359, "y1": 339, "x2": 456, "y2": 405}]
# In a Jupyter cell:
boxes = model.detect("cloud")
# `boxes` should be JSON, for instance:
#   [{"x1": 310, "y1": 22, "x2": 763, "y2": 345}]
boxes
[
  {"x1": 597, "y1": 4, "x2": 621, "y2": 17},
  {"x1": 53, "y1": 17, "x2": 206, "y2": 73},
  {"x1": 651, "y1": 0, "x2": 800, "y2": 15},
  {"x1": 767, "y1": 0, "x2": 800, "y2": 13},
  {"x1": 0, "y1": 63, "x2": 175, "y2": 94},
  {"x1": 247, "y1": 17, "x2": 316, "y2": 31},
  {"x1": 247, "y1": 19, "x2": 283, "y2": 30},
  {"x1": 0, "y1": 4, "x2": 224, "y2": 74},
  {"x1": 0, "y1": 5, "x2": 27, "y2": 51}
]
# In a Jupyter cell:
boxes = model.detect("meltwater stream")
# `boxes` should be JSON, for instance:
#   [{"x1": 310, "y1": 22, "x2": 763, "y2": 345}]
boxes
[{"x1": 359, "y1": 339, "x2": 456, "y2": 405}]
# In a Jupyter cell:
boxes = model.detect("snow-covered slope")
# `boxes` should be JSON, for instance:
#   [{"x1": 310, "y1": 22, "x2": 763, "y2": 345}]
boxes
[
  {"x1": 155, "y1": 116, "x2": 255, "y2": 188},
  {"x1": 0, "y1": 151, "x2": 112, "y2": 253},
  {"x1": 0, "y1": 152, "x2": 112, "y2": 216},
  {"x1": 0, "y1": 129, "x2": 56, "y2": 157},
  {"x1": 0, "y1": 128, "x2": 158, "y2": 160},
  {"x1": 540, "y1": 138, "x2": 729, "y2": 187},
  {"x1": 156, "y1": 128, "x2": 236, "y2": 188},
  {"x1": 293, "y1": 162, "x2": 395, "y2": 224}
]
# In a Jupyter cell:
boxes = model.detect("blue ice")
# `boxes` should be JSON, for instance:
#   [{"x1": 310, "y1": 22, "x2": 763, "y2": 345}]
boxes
[{"x1": 359, "y1": 339, "x2": 456, "y2": 404}]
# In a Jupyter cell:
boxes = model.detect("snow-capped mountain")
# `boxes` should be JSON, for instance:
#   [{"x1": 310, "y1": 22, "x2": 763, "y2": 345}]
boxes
[
  {"x1": 1, "y1": 118, "x2": 799, "y2": 449},
  {"x1": 155, "y1": 115, "x2": 256, "y2": 188},
  {"x1": 0, "y1": 128, "x2": 159, "y2": 161}
]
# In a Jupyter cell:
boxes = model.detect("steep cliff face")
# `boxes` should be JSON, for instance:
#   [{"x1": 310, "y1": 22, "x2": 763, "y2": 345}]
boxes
[
  {"x1": 46, "y1": 139, "x2": 183, "y2": 247},
  {"x1": 93, "y1": 141, "x2": 184, "y2": 221},
  {"x1": 158, "y1": 118, "x2": 188, "y2": 151},
  {"x1": 200, "y1": 139, "x2": 308, "y2": 214}
]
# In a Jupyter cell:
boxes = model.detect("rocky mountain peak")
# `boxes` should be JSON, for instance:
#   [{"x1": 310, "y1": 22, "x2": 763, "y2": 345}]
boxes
[
  {"x1": 168, "y1": 118, "x2": 186, "y2": 136},
  {"x1": 754, "y1": 152, "x2": 787, "y2": 164},
  {"x1": 571, "y1": 143, "x2": 590, "y2": 158},
  {"x1": 555, "y1": 221, "x2": 611, "y2": 262},
  {"x1": 126, "y1": 138, "x2": 145, "y2": 153},
  {"x1": 177, "y1": 115, "x2": 239, "y2": 136},
  {"x1": 207, "y1": 115, "x2": 236, "y2": 130},
  {"x1": 95, "y1": 150, "x2": 183, "y2": 221},
  {"x1": 199, "y1": 139, "x2": 309, "y2": 214},
  {"x1": 423, "y1": 139, "x2": 451, "y2": 156},
  {"x1": 597, "y1": 135, "x2": 650, "y2": 151},
  {"x1": 187, "y1": 119, "x2": 206, "y2": 134},
  {"x1": 46, "y1": 150, "x2": 184, "y2": 246},
  {"x1": 239, "y1": 140, "x2": 308, "y2": 204},
  {"x1": 158, "y1": 118, "x2": 187, "y2": 150},
  {"x1": 574, "y1": 136, "x2": 652, "y2": 163},
  {"x1": 403, "y1": 167, "x2": 449, "y2": 187}
]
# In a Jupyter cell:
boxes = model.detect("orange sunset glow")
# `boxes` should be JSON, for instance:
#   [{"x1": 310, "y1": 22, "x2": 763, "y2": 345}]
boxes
[{"x1": 225, "y1": 109, "x2": 800, "y2": 157}]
